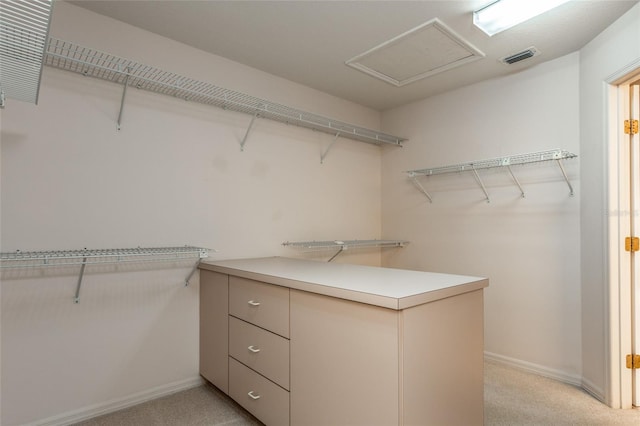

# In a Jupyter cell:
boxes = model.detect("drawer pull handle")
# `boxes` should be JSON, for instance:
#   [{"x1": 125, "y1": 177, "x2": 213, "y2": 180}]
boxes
[
  {"x1": 248, "y1": 391, "x2": 261, "y2": 400},
  {"x1": 248, "y1": 300, "x2": 261, "y2": 306},
  {"x1": 248, "y1": 345, "x2": 261, "y2": 353}
]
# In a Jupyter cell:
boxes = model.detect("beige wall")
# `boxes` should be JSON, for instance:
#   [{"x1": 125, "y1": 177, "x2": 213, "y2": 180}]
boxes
[
  {"x1": 0, "y1": 3, "x2": 384, "y2": 425},
  {"x1": 381, "y1": 53, "x2": 582, "y2": 382}
]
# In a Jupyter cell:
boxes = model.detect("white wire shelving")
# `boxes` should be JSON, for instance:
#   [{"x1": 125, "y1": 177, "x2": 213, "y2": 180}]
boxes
[
  {"x1": 0, "y1": 0, "x2": 53, "y2": 107},
  {"x1": 406, "y1": 149, "x2": 578, "y2": 203},
  {"x1": 0, "y1": 246, "x2": 210, "y2": 303},
  {"x1": 42, "y1": 37, "x2": 407, "y2": 155},
  {"x1": 283, "y1": 239, "x2": 408, "y2": 262}
]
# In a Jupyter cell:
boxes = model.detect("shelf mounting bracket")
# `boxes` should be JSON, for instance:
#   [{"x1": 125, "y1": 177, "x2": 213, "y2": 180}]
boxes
[
  {"x1": 409, "y1": 173, "x2": 433, "y2": 203},
  {"x1": 321, "y1": 132, "x2": 341, "y2": 164},
  {"x1": 327, "y1": 246, "x2": 344, "y2": 262},
  {"x1": 240, "y1": 112, "x2": 258, "y2": 151},
  {"x1": 74, "y1": 256, "x2": 88, "y2": 304},
  {"x1": 505, "y1": 162, "x2": 526, "y2": 198},
  {"x1": 471, "y1": 166, "x2": 490, "y2": 203},
  {"x1": 184, "y1": 260, "x2": 201, "y2": 286},
  {"x1": 117, "y1": 68, "x2": 131, "y2": 131},
  {"x1": 556, "y1": 159, "x2": 574, "y2": 196}
]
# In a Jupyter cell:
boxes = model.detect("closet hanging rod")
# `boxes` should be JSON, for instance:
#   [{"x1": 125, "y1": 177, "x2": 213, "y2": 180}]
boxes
[{"x1": 43, "y1": 37, "x2": 407, "y2": 147}]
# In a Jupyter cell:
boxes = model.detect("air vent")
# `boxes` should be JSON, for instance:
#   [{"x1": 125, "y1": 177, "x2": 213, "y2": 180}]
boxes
[{"x1": 501, "y1": 47, "x2": 540, "y2": 65}]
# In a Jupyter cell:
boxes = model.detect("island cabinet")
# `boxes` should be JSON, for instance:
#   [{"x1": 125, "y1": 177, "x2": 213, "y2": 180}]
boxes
[{"x1": 199, "y1": 257, "x2": 488, "y2": 426}]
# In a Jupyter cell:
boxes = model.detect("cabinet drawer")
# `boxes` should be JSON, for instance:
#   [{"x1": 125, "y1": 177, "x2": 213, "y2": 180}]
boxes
[
  {"x1": 229, "y1": 316, "x2": 290, "y2": 390},
  {"x1": 229, "y1": 357, "x2": 289, "y2": 426},
  {"x1": 229, "y1": 277, "x2": 289, "y2": 338}
]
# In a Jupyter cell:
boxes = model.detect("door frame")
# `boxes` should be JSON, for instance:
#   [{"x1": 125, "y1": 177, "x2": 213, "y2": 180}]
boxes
[{"x1": 608, "y1": 63, "x2": 640, "y2": 409}]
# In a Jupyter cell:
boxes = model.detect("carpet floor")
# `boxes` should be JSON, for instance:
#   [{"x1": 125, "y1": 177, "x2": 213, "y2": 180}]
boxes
[{"x1": 74, "y1": 360, "x2": 640, "y2": 425}]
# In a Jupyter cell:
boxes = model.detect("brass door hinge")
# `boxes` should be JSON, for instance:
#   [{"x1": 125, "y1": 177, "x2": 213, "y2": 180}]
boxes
[
  {"x1": 625, "y1": 119, "x2": 639, "y2": 135},
  {"x1": 625, "y1": 236, "x2": 639, "y2": 252},
  {"x1": 626, "y1": 354, "x2": 640, "y2": 369}
]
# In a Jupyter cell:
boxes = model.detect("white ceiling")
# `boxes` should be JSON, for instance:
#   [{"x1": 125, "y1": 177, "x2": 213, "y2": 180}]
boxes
[{"x1": 68, "y1": 0, "x2": 638, "y2": 111}]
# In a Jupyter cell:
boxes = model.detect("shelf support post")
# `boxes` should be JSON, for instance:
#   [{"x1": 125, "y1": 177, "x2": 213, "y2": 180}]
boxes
[
  {"x1": 185, "y1": 260, "x2": 200, "y2": 286},
  {"x1": 471, "y1": 166, "x2": 490, "y2": 203},
  {"x1": 321, "y1": 132, "x2": 341, "y2": 164},
  {"x1": 327, "y1": 246, "x2": 344, "y2": 262},
  {"x1": 409, "y1": 173, "x2": 433, "y2": 203},
  {"x1": 74, "y1": 257, "x2": 87, "y2": 303},
  {"x1": 556, "y1": 159, "x2": 574, "y2": 196},
  {"x1": 240, "y1": 113, "x2": 258, "y2": 151},
  {"x1": 506, "y1": 165, "x2": 526, "y2": 198},
  {"x1": 117, "y1": 69, "x2": 131, "y2": 131}
]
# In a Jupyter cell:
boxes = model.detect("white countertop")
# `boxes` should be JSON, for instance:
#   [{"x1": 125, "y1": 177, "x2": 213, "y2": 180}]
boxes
[{"x1": 199, "y1": 257, "x2": 488, "y2": 310}]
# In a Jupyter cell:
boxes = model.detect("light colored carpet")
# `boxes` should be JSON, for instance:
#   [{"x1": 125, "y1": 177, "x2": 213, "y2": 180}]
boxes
[
  {"x1": 73, "y1": 384, "x2": 262, "y2": 426},
  {"x1": 484, "y1": 360, "x2": 640, "y2": 425},
  {"x1": 74, "y1": 361, "x2": 640, "y2": 425}
]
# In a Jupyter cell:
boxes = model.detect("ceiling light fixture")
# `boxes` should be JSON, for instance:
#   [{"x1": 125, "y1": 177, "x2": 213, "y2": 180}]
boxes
[{"x1": 473, "y1": 0, "x2": 571, "y2": 36}]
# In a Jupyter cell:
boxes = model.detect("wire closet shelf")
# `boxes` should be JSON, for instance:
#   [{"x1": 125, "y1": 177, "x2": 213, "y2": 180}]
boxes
[
  {"x1": 283, "y1": 239, "x2": 408, "y2": 262},
  {"x1": 0, "y1": 246, "x2": 209, "y2": 268},
  {"x1": 406, "y1": 148, "x2": 577, "y2": 202},
  {"x1": 43, "y1": 38, "x2": 406, "y2": 147},
  {"x1": 0, "y1": 246, "x2": 210, "y2": 303},
  {"x1": 407, "y1": 149, "x2": 577, "y2": 176},
  {"x1": 0, "y1": 0, "x2": 53, "y2": 106}
]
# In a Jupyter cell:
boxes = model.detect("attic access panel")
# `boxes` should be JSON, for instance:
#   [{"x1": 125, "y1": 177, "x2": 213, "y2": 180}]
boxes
[{"x1": 346, "y1": 18, "x2": 485, "y2": 87}]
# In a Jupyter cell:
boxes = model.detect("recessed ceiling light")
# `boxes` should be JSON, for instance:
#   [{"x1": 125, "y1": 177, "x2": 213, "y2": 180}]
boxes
[{"x1": 473, "y1": 0, "x2": 571, "y2": 36}]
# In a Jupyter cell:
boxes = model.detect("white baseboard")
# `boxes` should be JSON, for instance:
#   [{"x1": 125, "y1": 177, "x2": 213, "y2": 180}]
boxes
[
  {"x1": 484, "y1": 351, "x2": 582, "y2": 388},
  {"x1": 581, "y1": 376, "x2": 606, "y2": 403},
  {"x1": 26, "y1": 376, "x2": 204, "y2": 426}
]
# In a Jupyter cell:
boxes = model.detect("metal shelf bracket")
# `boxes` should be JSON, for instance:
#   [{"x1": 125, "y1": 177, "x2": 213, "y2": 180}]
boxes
[
  {"x1": 504, "y1": 161, "x2": 526, "y2": 198},
  {"x1": 556, "y1": 159, "x2": 574, "y2": 196},
  {"x1": 185, "y1": 260, "x2": 201, "y2": 286},
  {"x1": 74, "y1": 256, "x2": 88, "y2": 303},
  {"x1": 321, "y1": 132, "x2": 340, "y2": 164},
  {"x1": 471, "y1": 166, "x2": 490, "y2": 203},
  {"x1": 116, "y1": 67, "x2": 131, "y2": 131},
  {"x1": 408, "y1": 172, "x2": 433, "y2": 203},
  {"x1": 327, "y1": 245, "x2": 345, "y2": 262},
  {"x1": 240, "y1": 112, "x2": 259, "y2": 151}
]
